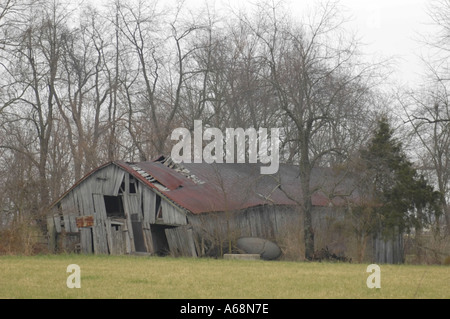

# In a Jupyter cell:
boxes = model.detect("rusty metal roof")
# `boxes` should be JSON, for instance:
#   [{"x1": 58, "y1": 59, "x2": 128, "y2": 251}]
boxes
[{"x1": 115, "y1": 156, "x2": 361, "y2": 215}]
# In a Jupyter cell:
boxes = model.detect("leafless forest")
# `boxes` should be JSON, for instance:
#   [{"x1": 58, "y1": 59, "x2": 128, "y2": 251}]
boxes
[{"x1": 0, "y1": 0, "x2": 449, "y2": 261}]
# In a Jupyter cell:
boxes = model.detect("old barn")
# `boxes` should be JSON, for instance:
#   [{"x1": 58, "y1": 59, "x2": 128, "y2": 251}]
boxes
[{"x1": 47, "y1": 155, "x2": 403, "y2": 263}]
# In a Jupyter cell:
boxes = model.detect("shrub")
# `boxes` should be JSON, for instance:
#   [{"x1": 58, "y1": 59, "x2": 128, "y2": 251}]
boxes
[{"x1": 444, "y1": 256, "x2": 450, "y2": 265}]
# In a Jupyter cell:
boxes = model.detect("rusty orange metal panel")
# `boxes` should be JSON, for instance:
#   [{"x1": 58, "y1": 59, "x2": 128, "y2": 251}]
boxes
[{"x1": 76, "y1": 216, "x2": 94, "y2": 228}]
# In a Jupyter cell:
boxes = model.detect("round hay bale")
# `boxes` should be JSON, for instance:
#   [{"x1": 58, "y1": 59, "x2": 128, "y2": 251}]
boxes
[{"x1": 236, "y1": 237, "x2": 282, "y2": 260}]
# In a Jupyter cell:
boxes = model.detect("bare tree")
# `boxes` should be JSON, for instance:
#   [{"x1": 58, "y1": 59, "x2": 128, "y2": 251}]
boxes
[
  {"x1": 400, "y1": 0, "x2": 450, "y2": 234},
  {"x1": 0, "y1": 0, "x2": 388, "y2": 257},
  {"x1": 400, "y1": 87, "x2": 450, "y2": 235},
  {"x1": 55, "y1": 5, "x2": 113, "y2": 180},
  {"x1": 0, "y1": 1, "x2": 70, "y2": 231},
  {"x1": 236, "y1": 0, "x2": 383, "y2": 259}
]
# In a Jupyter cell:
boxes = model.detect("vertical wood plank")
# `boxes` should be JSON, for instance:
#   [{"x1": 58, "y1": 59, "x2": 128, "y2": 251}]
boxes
[
  {"x1": 142, "y1": 221, "x2": 155, "y2": 254},
  {"x1": 80, "y1": 228, "x2": 93, "y2": 254},
  {"x1": 105, "y1": 219, "x2": 113, "y2": 254},
  {"x1": 142, "y1": 187, "x2": 156, "y2": 224},
  {"x1": 53, "y1": 215, "x2": 62, "y2": 233},
  {"x1": 165, "y1": 226, "x2": 198, "y2": 257}
]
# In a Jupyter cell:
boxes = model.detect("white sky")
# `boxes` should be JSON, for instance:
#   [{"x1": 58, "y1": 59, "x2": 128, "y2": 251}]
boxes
[
  {"x1": 285, "y1": 0, "x2": 437, "y2": 87},
  {"x1": 336, "y1": 0, "x2": 435, "y2": 87}
]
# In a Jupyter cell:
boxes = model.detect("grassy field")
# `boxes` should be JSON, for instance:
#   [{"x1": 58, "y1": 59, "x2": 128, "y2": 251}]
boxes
[{"x1": 0, "y1": 254, "x2": 449, "y2": 299}]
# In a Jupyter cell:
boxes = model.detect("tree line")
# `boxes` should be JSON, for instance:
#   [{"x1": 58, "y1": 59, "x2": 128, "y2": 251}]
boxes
[{"x1": 0, "y1": 0, "x2": 448, "y2": 261}]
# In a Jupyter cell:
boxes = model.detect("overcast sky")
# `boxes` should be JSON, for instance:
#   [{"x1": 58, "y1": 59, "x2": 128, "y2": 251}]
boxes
[
  {"x1": 336, "y1": 0, "x2": 435, "y2": 87},
  {"x1": 282, "y1": 0, "x2": 436, "y2": 87},
  {"x1": 94, "y1": 0, "x2": 438, "y2": 89},
  {"x1": 184, "y1": 0, "x2": 437, "y2": 88}
]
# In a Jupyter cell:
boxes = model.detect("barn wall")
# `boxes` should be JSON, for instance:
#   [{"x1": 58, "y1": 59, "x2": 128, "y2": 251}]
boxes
[
  {"x1": 372, "y1": 230, "x2": 404, "y2": 264},
  {"x1": 188, "y1": 205, "x2": 305, "y2": 258},
  {"x1": 58, "y1": 164, "x2": 125, "y2": 219},
  {"x1": 187, "y1": 204, "x2": 396, "y2": 262},
  {"x1": 48, "y1": 164, "x2": 191, "y2": 256}
]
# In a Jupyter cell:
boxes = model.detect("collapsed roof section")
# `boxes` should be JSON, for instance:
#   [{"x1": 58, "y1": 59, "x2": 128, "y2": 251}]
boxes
[{"x1": 113, "y1": 155, "x2": 360, "y2": 215}]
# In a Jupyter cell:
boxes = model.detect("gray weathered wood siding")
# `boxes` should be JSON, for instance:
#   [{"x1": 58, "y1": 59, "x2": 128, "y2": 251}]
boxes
[
  {"x1": 58, "y1": 164, "x2": 125, "y2": 218},
  {"x1": 159, "y1": 200, "x2": 188, "y2": 226},
  {"x1": 373, "y1": 230, "x2": 404, "y2": 264},
  {"x1": 187, "y1": 204, "x2": 400, "y2": 262},
  {"x1": 141, "y1": 186, "x2": 156, "y2": 224},
  {"x1": 49, "y1": 163, "x2": 191, "y2": 256},
  {"x1": 187, "y1": 205, "x2": 303, "y2": 257},
  {"x1": 188, "y1": 205, "x2": 302, "y2": 241},
  {"x1": 165, "y1": 226, "x2": 197, "y2": 257}
]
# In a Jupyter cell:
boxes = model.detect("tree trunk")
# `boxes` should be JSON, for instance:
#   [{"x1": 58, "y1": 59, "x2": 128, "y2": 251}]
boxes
[
  {"x1": 300, "y1": 145, "x2": 314, "y2": 260},
  {"x1": 303, "y1": 197, "x2": 315, "y2": 260}
]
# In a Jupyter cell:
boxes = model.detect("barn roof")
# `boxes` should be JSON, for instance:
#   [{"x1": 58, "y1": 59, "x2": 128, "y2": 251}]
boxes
[
  {"x1": 113, "y1": 156, "x2": 360, "y2": 214},
  {"x1": 50, "y1": 155, "x2": 361, "y2": 215}
]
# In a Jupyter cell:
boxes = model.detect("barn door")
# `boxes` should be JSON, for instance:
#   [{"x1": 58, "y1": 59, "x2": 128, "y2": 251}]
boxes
[
  {"x1": 165, "y1": 226, "x2": 197, "y2": 257},
  {"x1": 79, "y1": 228, "x2": 93, "y2": 254},
  {"x1": 92, "y1": 194, "x2": 109, "y2": 254},
  {"x1": 131, "y1": 214, "x2": 147, "y2": 252}
]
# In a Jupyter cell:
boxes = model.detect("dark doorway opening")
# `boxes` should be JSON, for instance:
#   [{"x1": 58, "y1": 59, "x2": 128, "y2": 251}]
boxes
[{"x1": 150, "y1": 224, "x2": 175, "y2": 256}]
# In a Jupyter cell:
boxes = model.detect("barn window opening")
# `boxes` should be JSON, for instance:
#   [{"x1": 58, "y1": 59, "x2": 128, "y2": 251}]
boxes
[
  {"x1": 111, "y1": 221, "x2": 123, "y2": 231},
  {"x1": 156, "y1": 206, "x2": 163, "y2": 220},
  {"x1": 104, "y1": 195, "x2": 125, "y2": 218},
  {"x1": 129, "y1": 176, "x2": 137, "y2": 194},
  {"x1": 119, "y1": 180, "x2": 125, "y2": 194}
]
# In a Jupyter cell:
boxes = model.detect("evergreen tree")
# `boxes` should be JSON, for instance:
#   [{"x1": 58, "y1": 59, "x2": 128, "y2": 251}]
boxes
[{"x1": 361, "y1": 117, "x2": 441, "y2": 238}]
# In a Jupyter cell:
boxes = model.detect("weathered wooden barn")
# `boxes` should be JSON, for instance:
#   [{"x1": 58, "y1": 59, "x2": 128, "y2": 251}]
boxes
[{"x1": 47, "y1": 155, "x2": 402, "y2": 262}]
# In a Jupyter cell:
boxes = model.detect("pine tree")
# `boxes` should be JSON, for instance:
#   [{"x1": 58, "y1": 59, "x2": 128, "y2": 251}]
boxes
[{"x1": 361, "y1": 117, "x2": 441, "y2": 238}]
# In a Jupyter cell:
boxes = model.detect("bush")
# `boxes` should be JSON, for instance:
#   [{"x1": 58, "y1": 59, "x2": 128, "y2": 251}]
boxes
[
  {"x1": 444, "y1": 256, "x2": 450, "y2": 265},
  {"x1": 0, "y1": 221, "x2": 48, "y2": 255}
]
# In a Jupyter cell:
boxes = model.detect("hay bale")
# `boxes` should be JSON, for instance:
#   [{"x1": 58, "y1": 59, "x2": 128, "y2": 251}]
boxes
[{"x1": 236, "y1": 237, "x2": 282, "y2": 260}]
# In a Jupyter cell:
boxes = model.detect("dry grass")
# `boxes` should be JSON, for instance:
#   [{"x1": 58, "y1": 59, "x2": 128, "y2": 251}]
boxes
[{"x1": 0, "y1": 254, "x2": 448, "y2": 299}]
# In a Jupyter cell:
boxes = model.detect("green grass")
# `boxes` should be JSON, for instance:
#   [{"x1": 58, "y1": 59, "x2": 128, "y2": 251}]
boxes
[{"x1": 0, "y1": 254, "x2": 448, "y2": 299}]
